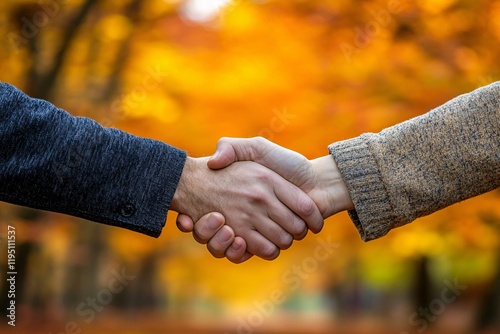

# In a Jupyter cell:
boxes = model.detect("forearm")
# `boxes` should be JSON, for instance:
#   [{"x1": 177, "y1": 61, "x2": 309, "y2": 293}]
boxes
[
  {"x1": 329, "y1": 82, "x2": 500, "y2": 241},
  {"x1": 0, "y1": 83, "x2": 186, "y2": 237}
]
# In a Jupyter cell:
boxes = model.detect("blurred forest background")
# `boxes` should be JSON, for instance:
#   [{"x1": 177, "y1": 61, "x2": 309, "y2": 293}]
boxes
[{"x1": 0, "y1": 0, "x2": 499, "y2": 333}]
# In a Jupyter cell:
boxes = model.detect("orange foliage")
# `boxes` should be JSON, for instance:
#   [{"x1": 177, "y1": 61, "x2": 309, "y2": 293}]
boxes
[{"x1": 0, "y1": 0, "x2": 499, "y2": 321}]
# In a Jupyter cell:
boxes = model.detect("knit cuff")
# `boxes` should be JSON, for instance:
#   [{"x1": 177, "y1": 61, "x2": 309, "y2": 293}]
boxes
[{"x1": 328, "y1": 135, "x2": 396, "y2": 241}]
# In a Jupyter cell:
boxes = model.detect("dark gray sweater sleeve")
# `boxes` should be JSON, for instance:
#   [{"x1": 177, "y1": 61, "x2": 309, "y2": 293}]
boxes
[
  {"x1": 0, "y1": 83, "x2": 186, "y2": 237},
  {"x1": 329, "y1": 82, "x2": 500, "y2": 241}
]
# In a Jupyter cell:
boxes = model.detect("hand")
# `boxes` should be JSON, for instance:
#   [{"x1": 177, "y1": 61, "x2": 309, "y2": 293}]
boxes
[
  {"x1": 171, "y1": 156, "x2": 323, "y2": 261},
  {"x1": 176, "y1": 213, "x2": 251, "y2": 264},
  {"x1": 208, "y1": 137, "x2": 354, "y2": 217},
  {"x1": 177, "y1": 137, "x2": 354, "y2": 262}
]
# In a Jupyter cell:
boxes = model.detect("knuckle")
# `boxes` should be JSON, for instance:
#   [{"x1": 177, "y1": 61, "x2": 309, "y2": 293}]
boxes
[
  {"x1": 194, "y1": 227, "x2": 210, "y2": 243},
  {"x1": 218, "y1": 137, "x2": 230, "y2": 145},
  {"x1": 260, "y1": 244, "x2": 280, "y2": 260},
  {"x1": 296, "y1": 227, "x2": 308, "y2": 240},
  {"x1": 290, "y1": 220, "x2": 308, "y2": 239},
  {"x1": 207, "y1": 243, "x2": 225, "y2": 259},
  {"x1": 193, "y1": 233, "x2": 208, "y2": 244},
  {"x1": 312, "y1": 220, "x2": 324, "y2": 233},
  {"x1": 254, "y1": 167, "x2": 271, "y2": 181},
  {"x1": 253, "y1": 136, "x2": 266, "y2": 145},
  {"x1": 248, "y1": 188, "x2": 267, "y2": 204},
  {"x1": 298, "y1": 196, "x2": 317, "y2": 217},
  {"x1": 279, "y1": 233, "x2": 293, "y2": 250},
  {"x1": 309, "y1": 217, "x2": 324, "y2": 233}
]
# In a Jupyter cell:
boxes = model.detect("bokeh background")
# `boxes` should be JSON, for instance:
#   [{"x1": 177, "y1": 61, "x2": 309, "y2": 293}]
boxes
[{"x1": 1, "y1": 0, "x2": 500, "y2": 333}]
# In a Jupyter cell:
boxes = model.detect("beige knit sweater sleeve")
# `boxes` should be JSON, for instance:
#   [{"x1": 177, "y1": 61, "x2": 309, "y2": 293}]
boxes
[{"x1": 328, "y1": 82, "x2": 500, "y2": 241}]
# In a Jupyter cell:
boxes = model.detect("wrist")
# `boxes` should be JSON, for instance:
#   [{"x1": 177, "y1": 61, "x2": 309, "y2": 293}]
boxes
[
  {"x1": 171, "y1": 157, "x2": 196, "y2": 213},
  {"x1": 310, "y1": 155, "x2": 354, "y2": 218}
]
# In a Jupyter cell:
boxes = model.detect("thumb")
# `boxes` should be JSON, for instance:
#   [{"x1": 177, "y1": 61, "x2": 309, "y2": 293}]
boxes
[
  {"x1": 207, "y1": 137, "x2": 239, "y2": 170},
  {"x1": 208, "y1": 137, "x2": 278, "y2": 170}
]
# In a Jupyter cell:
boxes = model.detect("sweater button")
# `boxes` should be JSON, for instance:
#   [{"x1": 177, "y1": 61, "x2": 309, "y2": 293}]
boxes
[{"x1": 120, "y1": 203, "x2": 136, "y2": 217}]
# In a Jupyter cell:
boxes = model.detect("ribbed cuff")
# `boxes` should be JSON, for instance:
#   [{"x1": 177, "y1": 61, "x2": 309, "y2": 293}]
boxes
[{"x1": 328, "y1": 135, "x2": 396, "y2": 241}]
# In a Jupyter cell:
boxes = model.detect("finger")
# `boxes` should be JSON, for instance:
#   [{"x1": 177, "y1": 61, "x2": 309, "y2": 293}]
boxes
[
  {"x1": 252, "y1": 213, "x2": 295, "y2": 249},
  {"x1": 207, "y1": 137, "x2": 239, "y2": 169},
  {"x1": 273, "y1": 177, "x2": 324, "y2": 234},
  {"x1": 242, "y1": 229, "x2": 281, "y2": 261},
  {"x1": 208, "y1": 137, "x2": 295, "y2": 175},
  {"x1": 261, "y1": 195, "x2": 309, "y2": 241},
  {"x1": 176, "y1": 214, "x2": 195, "y2": 233},
  {"x1": 225, "y1": 237, "x2": 253, "y2": 264},
  {"x1": 192, "y1": 212, "x2": 226, "y2": 244},
  {"x1": 266, "y1": 209, "x2": 309, "y2": 241},
  {"x1": 207, "y1": 225, "x2": 236, "y2": 258}
]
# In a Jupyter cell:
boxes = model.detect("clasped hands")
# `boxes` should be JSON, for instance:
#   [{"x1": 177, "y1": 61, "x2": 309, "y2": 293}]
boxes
[{"x1": 170, "y1": 137, "x2": 354, "y2": 263}]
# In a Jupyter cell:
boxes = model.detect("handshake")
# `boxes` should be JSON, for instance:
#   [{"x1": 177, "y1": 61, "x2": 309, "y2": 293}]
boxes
[{"x1": 170, "y1": 137, "x2": 354, "y2": 264}]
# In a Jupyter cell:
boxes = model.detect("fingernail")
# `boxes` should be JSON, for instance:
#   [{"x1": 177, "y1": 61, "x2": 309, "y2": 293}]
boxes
[
  {"x1": 217, "y1": 227, "x2": 232, "y2": 242},
  {"x1": 206, "y1": 214, "x2": 221, "y2": 230}
]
